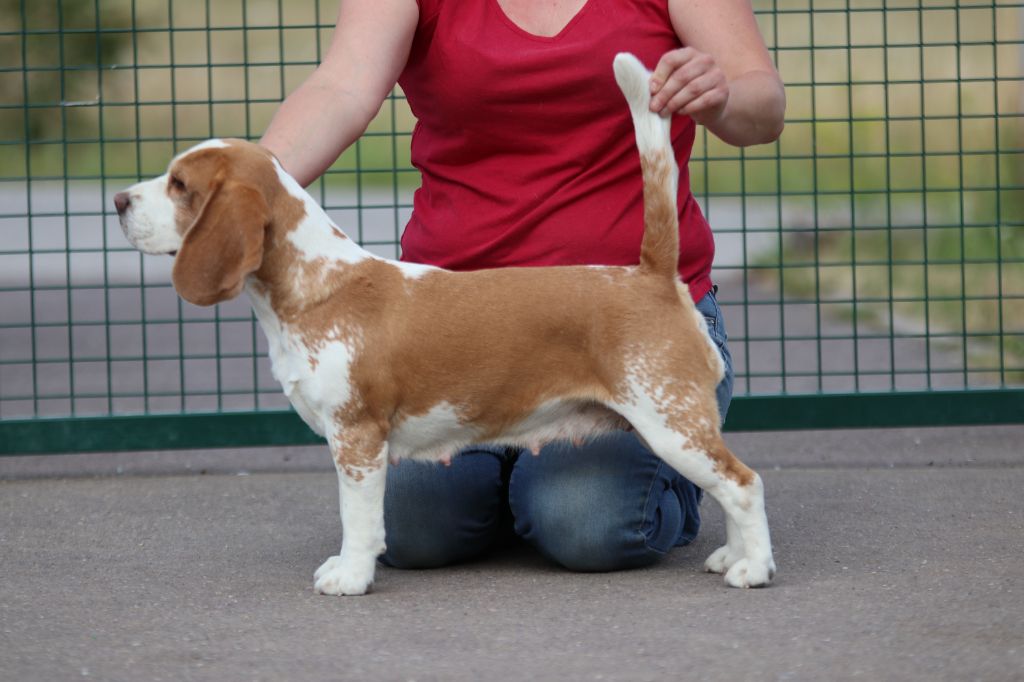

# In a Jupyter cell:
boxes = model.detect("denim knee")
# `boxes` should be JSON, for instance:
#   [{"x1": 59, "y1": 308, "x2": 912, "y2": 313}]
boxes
[
  {"x1": 515, "y1": 480, "x2": 682, "y2": 572},
  {"x1": 379, "y1": 447, "x2": 507, "y2": 569},
  {"x1": 508, "y1": 434, "x2": 700, "y2": 572}
]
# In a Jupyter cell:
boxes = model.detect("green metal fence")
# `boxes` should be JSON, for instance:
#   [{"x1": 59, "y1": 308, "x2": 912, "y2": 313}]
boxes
[{"x1": 2, "y1": 0, "x2": 1022, "y2": 455}]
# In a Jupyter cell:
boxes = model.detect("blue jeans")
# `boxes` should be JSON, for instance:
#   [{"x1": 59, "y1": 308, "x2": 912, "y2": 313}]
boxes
[{"x1": 380, "y1": 289, "x2": 734, "y2": 572}]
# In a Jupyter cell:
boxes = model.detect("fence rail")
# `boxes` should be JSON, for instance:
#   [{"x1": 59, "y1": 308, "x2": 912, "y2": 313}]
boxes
[{"x1": 2, "y1": 0, "x2": 1022, "y2": 455}]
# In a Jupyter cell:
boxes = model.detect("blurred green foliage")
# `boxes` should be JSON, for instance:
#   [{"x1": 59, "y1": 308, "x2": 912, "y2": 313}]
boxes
[{"x1": 1, "y1": 0, "x2": 133, "y2": 142}]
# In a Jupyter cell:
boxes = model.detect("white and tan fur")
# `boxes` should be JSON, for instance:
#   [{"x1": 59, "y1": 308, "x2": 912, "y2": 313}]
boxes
[{"x1": 115, "y1": 54, "x2": 775, "y2": 595}]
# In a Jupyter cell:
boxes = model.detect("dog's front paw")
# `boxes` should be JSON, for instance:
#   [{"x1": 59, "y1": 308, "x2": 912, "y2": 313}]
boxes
[
  {"x1": 313, "y1": 555, "x2": 375, "y2": 596},
  {"x1": 722, "y1": 556, "x2": 776, "y2": 589},
  {"x1": 704, "y1": 544, "x2": 744, "y2": 574}
]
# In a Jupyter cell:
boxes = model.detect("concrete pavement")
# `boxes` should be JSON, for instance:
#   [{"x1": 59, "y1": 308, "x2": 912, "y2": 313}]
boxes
[{"x1": 1, "y1": 425, "x2": 1022, "y2": 681}]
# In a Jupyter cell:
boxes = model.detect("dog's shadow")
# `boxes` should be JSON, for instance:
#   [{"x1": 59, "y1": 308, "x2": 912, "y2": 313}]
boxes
[
  {"x1": 378, "y1": 501, "x2": 726, "y2": 593},
  {"x1": 281, "y1": 472, "x2": 734, "y2": 595}
]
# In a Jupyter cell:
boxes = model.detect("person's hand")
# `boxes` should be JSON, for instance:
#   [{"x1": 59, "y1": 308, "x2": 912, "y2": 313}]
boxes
[{"x1": 648, "y1": 47, "x2": 729, "y2": 126}]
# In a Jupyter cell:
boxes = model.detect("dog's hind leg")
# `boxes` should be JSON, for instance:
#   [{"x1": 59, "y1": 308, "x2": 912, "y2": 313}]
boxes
[
  {"x1": 314, "y1": 425, "x2": 388, "y2": 596},
  {"x1": 611, "y1": 389, "x2": 775, "y2": 588},
  {"x1": 696, "y1": 437, "x2": 775, "y2": 587},
  {"x1": 642, "y1": 424, "x2": 773, "y2": 587}
]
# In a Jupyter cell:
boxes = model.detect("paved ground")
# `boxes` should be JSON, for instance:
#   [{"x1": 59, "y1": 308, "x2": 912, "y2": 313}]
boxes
[{"x1": 1, "y1": 424, "x2": 1022, "y2": 681}]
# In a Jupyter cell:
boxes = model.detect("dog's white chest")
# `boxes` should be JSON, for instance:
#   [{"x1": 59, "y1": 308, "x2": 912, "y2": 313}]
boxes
[{"x1": 247, "y1": 287, "x2": 355, "y2": 438}]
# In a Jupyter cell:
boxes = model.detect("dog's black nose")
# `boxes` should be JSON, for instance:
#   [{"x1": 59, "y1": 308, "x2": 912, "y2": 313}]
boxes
[{"x1": 113, "y1": 192, "x2": 130, "y2": 214}]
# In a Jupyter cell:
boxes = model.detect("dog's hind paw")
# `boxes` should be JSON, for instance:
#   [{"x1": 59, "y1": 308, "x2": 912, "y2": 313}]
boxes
[
  {"x1": 722, "y1": 557, "x2": 777, "y2": 589},
  {"x1": 313, "y1": 555, "x2": 375, "y2": 596}
]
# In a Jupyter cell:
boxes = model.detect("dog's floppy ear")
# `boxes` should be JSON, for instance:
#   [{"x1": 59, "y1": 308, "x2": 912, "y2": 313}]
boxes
[{"x1": 172, "y1": 180, "x2": 269, "y2": 307}]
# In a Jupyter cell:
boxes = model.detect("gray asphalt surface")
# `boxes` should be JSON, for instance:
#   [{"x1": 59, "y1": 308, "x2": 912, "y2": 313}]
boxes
[{"x1": 2, "y1": 425, "x2": 1022, "y2": 681}]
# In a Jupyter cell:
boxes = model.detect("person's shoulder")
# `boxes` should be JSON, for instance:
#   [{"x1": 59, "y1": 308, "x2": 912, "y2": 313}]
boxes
[{"x1": 415, "y1": 0, "x2": 443, "y2": 21}]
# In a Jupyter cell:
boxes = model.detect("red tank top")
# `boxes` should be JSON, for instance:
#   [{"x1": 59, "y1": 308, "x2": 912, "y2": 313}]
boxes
[{"x1": 398, "y1": 0, "x2": 714, "y2": 302}]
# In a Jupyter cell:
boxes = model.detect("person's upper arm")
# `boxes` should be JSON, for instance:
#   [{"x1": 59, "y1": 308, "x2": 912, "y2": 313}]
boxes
[
  {"x1": 260, "y1": 0, "x2": 418, "y2": 184},
  {"x1": 315, "y1": 0, "x2": 420, "y2": 122},
  {"x1": 668, "y1": 0, "x2": 778, "y2": 84}
]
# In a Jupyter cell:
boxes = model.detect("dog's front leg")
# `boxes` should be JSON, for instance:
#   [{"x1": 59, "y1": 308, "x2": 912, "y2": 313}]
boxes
[
  {"x1": 704, "y1": 512, "x2": 746, "y2": 574},
  {"x1": 314, "y1": 428, "x2": 388, "y2": 596}
]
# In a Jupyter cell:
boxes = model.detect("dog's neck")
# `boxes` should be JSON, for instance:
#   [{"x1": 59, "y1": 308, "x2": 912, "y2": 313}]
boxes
[
  {"x1": 246, "y1": 160, "x2": 372, "y2": 282},
  {"x1": 247, "y1": 161, "x2": 377, "y2": 305},
  {"x1": 270, "y1": 159, "x2": 374, "y2": 265}
]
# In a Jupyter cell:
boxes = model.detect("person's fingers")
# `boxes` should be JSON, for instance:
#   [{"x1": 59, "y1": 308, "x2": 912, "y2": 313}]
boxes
[
  {"x1": 665, "y1": 69, "x2": 728, "y2": 122},
  {"x1": 676, "y1": 85, "x2": 728, "y2": 124},
  {"x1": 649, "y1": 48, "x2": 695, "y2": 110},
  {"x1": 649, "y1": 49, "x2": 723, "y2": 116}
]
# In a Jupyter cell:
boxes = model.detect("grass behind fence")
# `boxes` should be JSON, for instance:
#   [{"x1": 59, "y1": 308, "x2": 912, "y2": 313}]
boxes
[{"x1": 1, "y1": 0, "x2": 1022, "y2": 423}]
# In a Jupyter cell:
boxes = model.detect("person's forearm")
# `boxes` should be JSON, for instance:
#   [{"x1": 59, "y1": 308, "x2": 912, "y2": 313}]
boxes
[
  {"x1": 260, "y1": 70, "x2": 377, "y2": 187},
  {"x1": 704, "y1": 69, "x2": 785, "y2": 147}
]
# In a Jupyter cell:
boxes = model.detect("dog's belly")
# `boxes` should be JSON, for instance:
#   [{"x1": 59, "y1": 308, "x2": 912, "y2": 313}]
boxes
[
  {"x1": 499, "y1": 400, "x2": 629, "y2": 446},
  {"x1": 388, "y1": 400, "x2": 630, "y2": 463}
]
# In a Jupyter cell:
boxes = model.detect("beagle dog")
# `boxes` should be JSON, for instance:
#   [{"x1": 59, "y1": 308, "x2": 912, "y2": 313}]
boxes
[{"x1": 115, "y1": 54, "x2": 775, "y2": 595}]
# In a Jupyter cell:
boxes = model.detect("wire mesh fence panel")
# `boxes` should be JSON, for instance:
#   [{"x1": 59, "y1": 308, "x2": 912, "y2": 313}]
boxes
[
  {"x1": 1, "y1": 0, "x2": 414, "y2": 421},
  {"x1": 700, "y1": 0, "x2": 1024, "y2": 396},
  {"x1": 1, "y1": 0, "x2": 1021, "y2": 448}
]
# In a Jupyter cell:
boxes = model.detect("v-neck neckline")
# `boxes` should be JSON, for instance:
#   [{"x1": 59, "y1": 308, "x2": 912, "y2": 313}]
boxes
[{"x1": 493, "y1": 0, "x2": 594, "y2": 42}]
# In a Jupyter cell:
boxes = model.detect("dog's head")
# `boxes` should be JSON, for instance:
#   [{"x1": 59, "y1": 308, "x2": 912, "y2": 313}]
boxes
[{"x1": 114, "y1": 138, "x2": 282, "y2": 307}]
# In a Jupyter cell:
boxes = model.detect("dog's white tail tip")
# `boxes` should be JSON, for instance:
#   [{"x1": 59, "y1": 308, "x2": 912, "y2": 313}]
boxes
[
  {"x1": 613, "y1": 52, "x2": 651, "y2": 108},
  {"x1": 613, "y1": 52, "x2": 671, "y2": 157}
]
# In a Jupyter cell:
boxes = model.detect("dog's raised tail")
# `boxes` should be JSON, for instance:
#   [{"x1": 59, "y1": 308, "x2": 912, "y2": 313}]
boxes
[{"x1": 613, "y1": 53, "x2": 680, "y2": 279}]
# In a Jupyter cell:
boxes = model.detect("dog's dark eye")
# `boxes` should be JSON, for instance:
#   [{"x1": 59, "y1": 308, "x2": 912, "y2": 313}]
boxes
[{"x1": 169, "y1": 175, "x2": 186, "y2": 192}]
